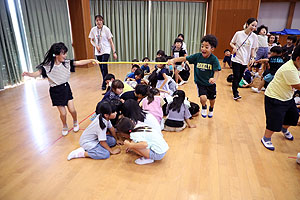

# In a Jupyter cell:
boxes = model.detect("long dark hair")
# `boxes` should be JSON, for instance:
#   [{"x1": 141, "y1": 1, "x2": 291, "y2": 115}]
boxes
[
  {"x1": 169, "y1": 90, "x2": 185, "y2": 113},
  {"x1": 95, "y1": 101, "x2": 114, "y2": 129},
  {"x1": 116, "y1": 117, "x2": 152, "y2": 134},
  {"x1": 121, "y1": 99, "x2": 146, "y2": 123},
  {"x1": 38, "y1": 42, "x2": 68, "y2": 78},
  {"x1": 147, "y1": 88, "x2": 160, "y2": 104}
]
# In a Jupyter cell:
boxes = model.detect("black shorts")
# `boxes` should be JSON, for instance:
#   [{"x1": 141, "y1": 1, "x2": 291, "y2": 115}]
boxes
[
  {"x1": 165, "y1": 119, "x2": 184, "y2": 128},
  {"x1": 49, "y1": 82, "x2": 73, "y2": 106},
  {"x1": 196, "y1": 83, "x2": 216, "y2": 100},
  {"x1": 265, "y1": 96, "x2": 299, "y2": 132}
]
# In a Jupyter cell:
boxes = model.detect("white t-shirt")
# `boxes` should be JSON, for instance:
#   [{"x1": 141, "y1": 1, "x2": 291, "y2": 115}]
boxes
[
  {"x1": 257, "y1": 35, "x2": 268, "y2": 48},
  {"x1": 88, "y1": 25, "x2": 113, "y2": 56},
  {"x1": 130, "y1": 129, "x2": 169, "y2": 154},
  {"x1": 136, "y1": 112, "x2": 163, "y2": 136},
  {"x1": 231, "y1": 31, "x2": 258, "y2": 65},
  {"x1": 182, "y1": 42, "x2": 187, "y2": 54},
  {"x1": 79, "y1": 115, "x2": 112, "y2": 151}
]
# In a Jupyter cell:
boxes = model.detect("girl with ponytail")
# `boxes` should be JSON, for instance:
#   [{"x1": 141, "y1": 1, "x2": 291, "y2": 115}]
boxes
[
  {"x1": 22, "y1": 42, "x2": 98, "y2": 136},
  {"x1": 67, "y1": 101, "x2": 121, "y2": 160},
  {"x1": 116, "y1": 117, "x2": 169, "y2": 165}
]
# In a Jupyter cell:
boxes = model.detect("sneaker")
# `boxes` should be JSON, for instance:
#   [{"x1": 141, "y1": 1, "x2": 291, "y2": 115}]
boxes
[
  {"x1": 67, "y1": 147, "x2": 85, "y2": 160},
  {"x1": 282, "y1": 130, "x2": 294, "y2": 140},
  {"x1": 261, "y1": 87, "x2": 266, "y2": 91},
  {"x1": 208, "y1": 111, "x2": 213, "y2": 118},
  {"x1": 233, "y1": 94, "x2": 242, "y2": 100},
  {"x1": 135, "y1": 157, "x2": 154, "y2": 165},
  {"x1": 73, "y1": 122, "x2": 79, "y2": 132},
  {"x1": 201, "y1": 109, "x2": 207, "y2": 118},
  {"x1": 296, "y1": 153, "x2": 300, "y2": 165},
  {"x1": 261, "y1": 138, "x2": 275, "y2": 151},
  {"x1": 62, "y1": 127, "x2": 69, "y2": 136},
  {"x1": 178, "y1": 81, "x2": 187, "y2": 86},
  {"x1": 251, "y1": 87, "x2": 260, "y2": 93}
]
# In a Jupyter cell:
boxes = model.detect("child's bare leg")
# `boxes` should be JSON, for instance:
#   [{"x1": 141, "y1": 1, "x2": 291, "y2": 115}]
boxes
[
  {"x1": 130, "y1": 148, "x2": 150, "y2": 159},
  {"x1": 257, "y1": 79, "x2": 265, "y2": 90},
  {"x1": 209, "y1": 99, "x2": 215, "y2": 108},
  {"x1": 200, "y1": 95, "x2": 207, "y2": 106},
  {"x1": 67, "y1": 100, "x2": 77, "y2": 122},
  {"x1": 174, "y1": 69, "x2": 179, "y2": 83},
  {"x1": 57, "y1": 106, "x2": 68, "y2": 127}
]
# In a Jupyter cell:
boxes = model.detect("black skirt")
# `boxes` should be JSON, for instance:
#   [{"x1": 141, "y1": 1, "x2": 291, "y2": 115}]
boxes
[{"x1": 49, "y1": 82, "x2": 73, "y2": 106}]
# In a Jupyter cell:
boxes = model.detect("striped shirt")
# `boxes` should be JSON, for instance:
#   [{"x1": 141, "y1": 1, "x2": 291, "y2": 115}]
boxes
[{"x1": 39, "y1": 60, "x2": 74, "y2": 87}]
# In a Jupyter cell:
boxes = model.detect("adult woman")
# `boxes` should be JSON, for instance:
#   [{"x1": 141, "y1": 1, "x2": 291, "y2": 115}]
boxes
[
  {"x1": 230, "y1": 18, "x2": 258, "y2": 100},
  {"x1": 89, "y1": 15, "x2": 117, "y2": 90}
]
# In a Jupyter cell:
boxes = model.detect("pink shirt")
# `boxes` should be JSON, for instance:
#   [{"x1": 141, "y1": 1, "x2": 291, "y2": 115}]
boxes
[{"x1": 141, "y1": 96, "x2": 163, "y2": 123}]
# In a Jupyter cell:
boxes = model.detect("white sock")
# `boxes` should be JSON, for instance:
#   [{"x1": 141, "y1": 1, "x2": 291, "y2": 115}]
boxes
[{"x1": 68, "y1": 147, "x2": 85, "y2": 160}]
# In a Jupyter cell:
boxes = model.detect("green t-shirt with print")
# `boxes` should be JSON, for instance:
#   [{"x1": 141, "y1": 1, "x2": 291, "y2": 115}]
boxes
[{"x1": 186, "y1": 53, "x2": 221, "y2": 86}]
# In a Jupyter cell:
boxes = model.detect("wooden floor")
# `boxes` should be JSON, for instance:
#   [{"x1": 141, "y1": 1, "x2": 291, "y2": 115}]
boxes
[{"x1": 0, "y1": 63, "x2": 299, "y2": 200}]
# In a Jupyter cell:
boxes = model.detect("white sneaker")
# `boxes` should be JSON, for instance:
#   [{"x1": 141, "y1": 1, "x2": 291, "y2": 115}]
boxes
[
  {"x1": 261, "y1": 87, "x2": 266, "y2": 91},
  {"x1": 261, "y1": 138, "x2": 275, "y2": 151},
  {"x1": 296, "y1": 153, "x2": 300, "y2": 165},
  {"x1": 67, "y1": 147, "x2": 85, "y2": 160},
  {"x1": 208, "y1": 111, "x2": 213, "y2": 118},
  {"x1": 73, "y1": 122, "x2": 79, "y2": 132},
  {"x1": 62, "y1": 127, "x2": 69, "y2": 136},
  {"x1": 178, "y1": 80, "x2": 187, "y2": 86},
  {"x1": 282, "y1": 130, "x2": 294, "y2": 140},
  {"x1": 251, "y1": 87, "x2": 260, "y2": 93},
  {"x1": 201, "y1": 108, "x2": 207, "y2": 118},
  {"x1": 135, "y1": 157, "x2": 154, "y2": 165}
]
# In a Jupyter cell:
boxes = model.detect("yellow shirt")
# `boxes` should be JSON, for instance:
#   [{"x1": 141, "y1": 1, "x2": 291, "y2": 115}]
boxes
[
  {"x1": 265, "y1": 60, "x2": 300, "y2": 101},
  {"x1": 122, "y1": 82, "x2": 134, "y2": 93}
]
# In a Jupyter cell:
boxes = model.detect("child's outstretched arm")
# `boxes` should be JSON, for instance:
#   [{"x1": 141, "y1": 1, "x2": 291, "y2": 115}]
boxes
[
  {"x1": 124, "y1": 140, "x2": 148, "y2": 149},
  {"x1": 168, "y1": 57, "x2": 187, "y2": 65},
  {"x1": 185, "y1": 118, "x2": 196, "y2": 128},
  {"x1": 22, "y1": 70, "x2": 42, "y2": 78},
  {"x1": 108, "y1": 127, "x2": 123, "y2": 145},
  {"x1": 74, "y1": 59, "x2": 98, "y2": 66},
  {"x1": 159, "y1": 73, "x2": 168, "y2": 89},
  {"x1": 100, "y1": 141, "x2": 120, "y2": 155}
]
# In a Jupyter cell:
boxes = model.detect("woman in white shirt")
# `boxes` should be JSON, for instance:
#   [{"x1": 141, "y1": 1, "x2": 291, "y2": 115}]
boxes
[
  {"x1": 89, "y1": 15, "x2": 117, "y2": 90},
  {"x1": 230, "y1": 18, "x2": 258, "y2": 100}
]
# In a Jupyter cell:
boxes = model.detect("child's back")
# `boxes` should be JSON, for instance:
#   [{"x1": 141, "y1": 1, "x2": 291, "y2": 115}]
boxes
[{"x1": 141, "y1": 96, "x2": 164, "y2": 123}]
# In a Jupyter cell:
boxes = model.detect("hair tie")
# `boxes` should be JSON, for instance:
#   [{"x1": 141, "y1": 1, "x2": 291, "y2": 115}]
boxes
[
  {"x1": 53, "y1": 54, "x2": 56, "y2": 57},
  {"x1": 128, "y1": 130, "x2": 132, "y2": 133},
  {"x1": 173, "y1": 95, "x2": 179, "y2": 98}
]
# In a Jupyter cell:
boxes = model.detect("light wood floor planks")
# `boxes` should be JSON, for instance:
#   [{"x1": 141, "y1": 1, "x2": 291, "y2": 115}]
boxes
[{"x1": 0, "y1": 63, "x2": 299, "y2": 200}]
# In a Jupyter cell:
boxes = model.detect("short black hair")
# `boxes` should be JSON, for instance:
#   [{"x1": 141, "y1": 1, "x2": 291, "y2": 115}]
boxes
[
  {"x1": 177, "y1": 33, "x2": 184, "y2": 39},
  {"x1": 131, "y1": 64, "x2": 140, "y2": 69},
  {"x1": 292, "y1": 45, "x2": 300, "y2": 61},
  {"x1": 132, "y1": 58, "x2": 139, "y2": 62},
  {"x1": 156, "y1": 50, "x2": 165, "y2": 57},
  {"x1": 135, "y1": 84, "x2": 149, "y2": 96},
  {"x1": 287, "y1": 35, "x2": 297, "y2": 43},
  {"x1": 174, "y1": 38, "x2": 183, "y2": 44},
  {"x1": 155, "y1": 56, "x2": 167, "y2": 62},
  {"x1": 224, "y1": 49, "x2": 230, "y2": 53},
  {"x1": 134, "y1": 68, "x2": 144, "y2": 78},
  {"x1": 95, "y1": 15, "x2": 104, "y2": 21},
  {"x1": 270, "y1": 46, "x2": 282, "y2": 54},
  {"x1": 268, "y1": 34, "x2": 277, "y2": 43},
  {"x1": 201, "y1": 34, "x2": 218, "y2": 48},
  {"x1": 256, "y1": 25, "x2": 268, "y2": 35},
  {"x1": 103, "y1": 73, "x2": 115, "y2": 82},
  {"x1": 142, "y1": 57, "x2": 150, "y2": 62}
]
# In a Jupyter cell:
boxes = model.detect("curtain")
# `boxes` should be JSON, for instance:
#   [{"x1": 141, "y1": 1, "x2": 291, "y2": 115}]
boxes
[
  {"x1": 90, "y1": 0, "x2": 149, "y2": 61},
  {"x1": 19, "y1": 0, "x2": 73, "y2": 69},
  {"x1": 150, "y1": 1, "x2": 206, "y2": 59},
  {"x1": 0, "y1": 0, "x2": 22, "y2": 89}
]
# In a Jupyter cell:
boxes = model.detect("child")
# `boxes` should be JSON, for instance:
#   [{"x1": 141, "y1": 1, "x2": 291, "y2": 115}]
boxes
[
  {"x1": 253, "y1": 25, "x2": 269, "y2": 73},
  {"x1": 223, "y1": 49, "x2": 232, "y2": 68},
  {"x1": 177, "y1": 33, "x2": 187, "y2": 54},
  {"x1": 101, "y1": 79, "x2": 124, "y2": 103},
  {"x1": 268, "y1": 34, "x2": 277, "y2": 53},
  {"x1": 164, "y1": 90, "x2": 196, "y2": 132},
  {"x1": 171, "y1": 38, "x2": 187, "y2": 85},
  {"x1": 126, "y1": 68, "x2": 145, "y2": 84},
  {"x1": 239, "y1": 69, "x2": 253, "y2": 88},
  {"x1": 251, "y1": 46, "x2": 284, "y2": 93},
  {"x1": 166, "y1": 56, "x2": 174, "y2": 77},
  {"x1": 141, "y1": 88, "x2": 165, "y2": 127},
  {"x1": 156, "y1": 50, "x2": 165, "y2": 58},
  {"x1": 116, "y1": 117, "x2": 169, "y2": 165},
  {"x1": 141, "y1": 57, "x2": 150, "y2": 74},
  {"x1": 22, "y1": 42, "x2": 97, "y2": 136},
  {"x1": 168, "y1": 34, "x2": 221, "y2": 118},
  {"x1": 282, "y1": 35, "x2": 297, "y2": 63},
  {"x1": 103, "y1": 73, "x2": 133, "y2": 94},
  {"x1": 121, "y1": 84, "x2": 149, "y2": 103},
  {"x1": 125, "y1": 64, "x2": 139, "y2": 81},
  {"x1": 67, "y1": 101, "x2": 121, "y2": 160}
]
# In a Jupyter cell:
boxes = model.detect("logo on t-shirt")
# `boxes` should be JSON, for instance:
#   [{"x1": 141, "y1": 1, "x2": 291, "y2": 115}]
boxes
[{"x1": 196, "y1": 63, "x2": 212, "y2": 70}]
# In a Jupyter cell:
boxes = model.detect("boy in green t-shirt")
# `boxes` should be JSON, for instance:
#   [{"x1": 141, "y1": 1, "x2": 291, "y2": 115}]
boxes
[{"x1": 168, "y1": 35, "x2": 221, "y2": 118}]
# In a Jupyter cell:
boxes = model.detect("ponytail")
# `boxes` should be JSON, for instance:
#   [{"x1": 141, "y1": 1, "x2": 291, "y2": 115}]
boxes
[
  {"x1": 116, "y1": 117, "x2": 152, "y2": 135},
  {"x1": 147, "y1": 88, "x2": 160, "y2": 104},
  {"x1": 95, "y1": 101, "x2": 113, "y2": 130}
]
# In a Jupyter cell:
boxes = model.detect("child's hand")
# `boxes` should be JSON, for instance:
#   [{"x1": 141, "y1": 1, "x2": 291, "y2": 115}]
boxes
[
  {"x1": 96, "y1": 46, "x2": 101, "y2": 52},
  {"x1": 232, "y1": 47, "x2": 237, "y2": 54},
  {"x1": 189, "y1": 124, "x2": 197, "y2": 128},
  {"x1": 208, "y1": 78, "x2": 216, "y2": 84},
  {"x1": 111, "y1": 148, "x2": 121, "y2": 155},
  {"x1": 124, "y1": 140, "x2": 131, "y2": 148},
  {"x1": 92, "y1": 59, "x2": 99, "y2": 65},
  {"x1": 120, "y1": 99, "x2": 125, "y2": 103},
  {"x1": 22, "y1": 72, "x2": 29, "y2": 77},
  {"x1": 167, "y1": 59, "x2": 174, "y2": 65},
  {"x1": 117, "y1": 139, "x2": 124, "y2": 145}
]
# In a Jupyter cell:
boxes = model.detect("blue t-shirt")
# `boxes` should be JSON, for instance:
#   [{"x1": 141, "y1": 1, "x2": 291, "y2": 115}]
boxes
[
  {"x1": 186, "y1": 53, "x2": 221, "y2": 86},
  {"x1": 141, "y1": 65, "x2": 150, "y2": 73},
  {"x1": 127, "y1": 72, "x2": 141, "y2": 84}
]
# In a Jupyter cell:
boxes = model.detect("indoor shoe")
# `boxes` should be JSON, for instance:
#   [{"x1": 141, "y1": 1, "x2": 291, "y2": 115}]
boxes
[
  {"x1": 296, "y1": 153, "x2": 300, "y2": 165},
  {"x1": 62, "y1": 127, "x2": 69, "y2": 136},
  {"x1": 201, "y1": 109, "x2": 207, "y2": 118},
  {"x1": 233, "y1": 94, "x2": 242, "y2": 100},
  {"x1": 251, "y1": 87, "x2": 260, "y2": 93},
  {"x1": 208, "y1": 111, "x2": 213, "y2": 118},
  {"x1": 73, "y1": 122, "x2": 79, "y2": 132},
  {"x1": 135, "y1": 157, "x2": 154, "y2": 165},
  {"x1": 282, "y1": 130, "x2": 294, "y2": 140},
  {"x1": 261, "y1": 138, "x2": 275, "y2": 151}
]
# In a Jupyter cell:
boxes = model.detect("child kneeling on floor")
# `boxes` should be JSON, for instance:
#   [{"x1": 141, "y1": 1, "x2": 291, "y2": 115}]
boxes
[
  {"x1": 116, "y1": 117, "x2": 169, "y2": 165},
  {"x1": 67, "y1": 101, "x2": 121, "y2": 160}
]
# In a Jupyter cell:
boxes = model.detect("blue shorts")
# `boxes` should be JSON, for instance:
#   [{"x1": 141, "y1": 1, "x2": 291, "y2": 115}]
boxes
[
  {"x1": 149, "y1": 149, "x2": 166, "y2": 160},
  {"x1": 263, "y1": 73, "x2": 274, "y2": 83},
  {"x1": 87, "y1": 135, "x2": 116, "y2": 160}
]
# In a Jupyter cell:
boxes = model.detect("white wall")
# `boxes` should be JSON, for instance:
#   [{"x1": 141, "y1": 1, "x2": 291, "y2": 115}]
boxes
[
  {"x1": 291, "y1": 2, "x2": 300, "y2": 29},
  {"x1": 258, "y1": 2, "x2": 290, "y2": 32}
]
